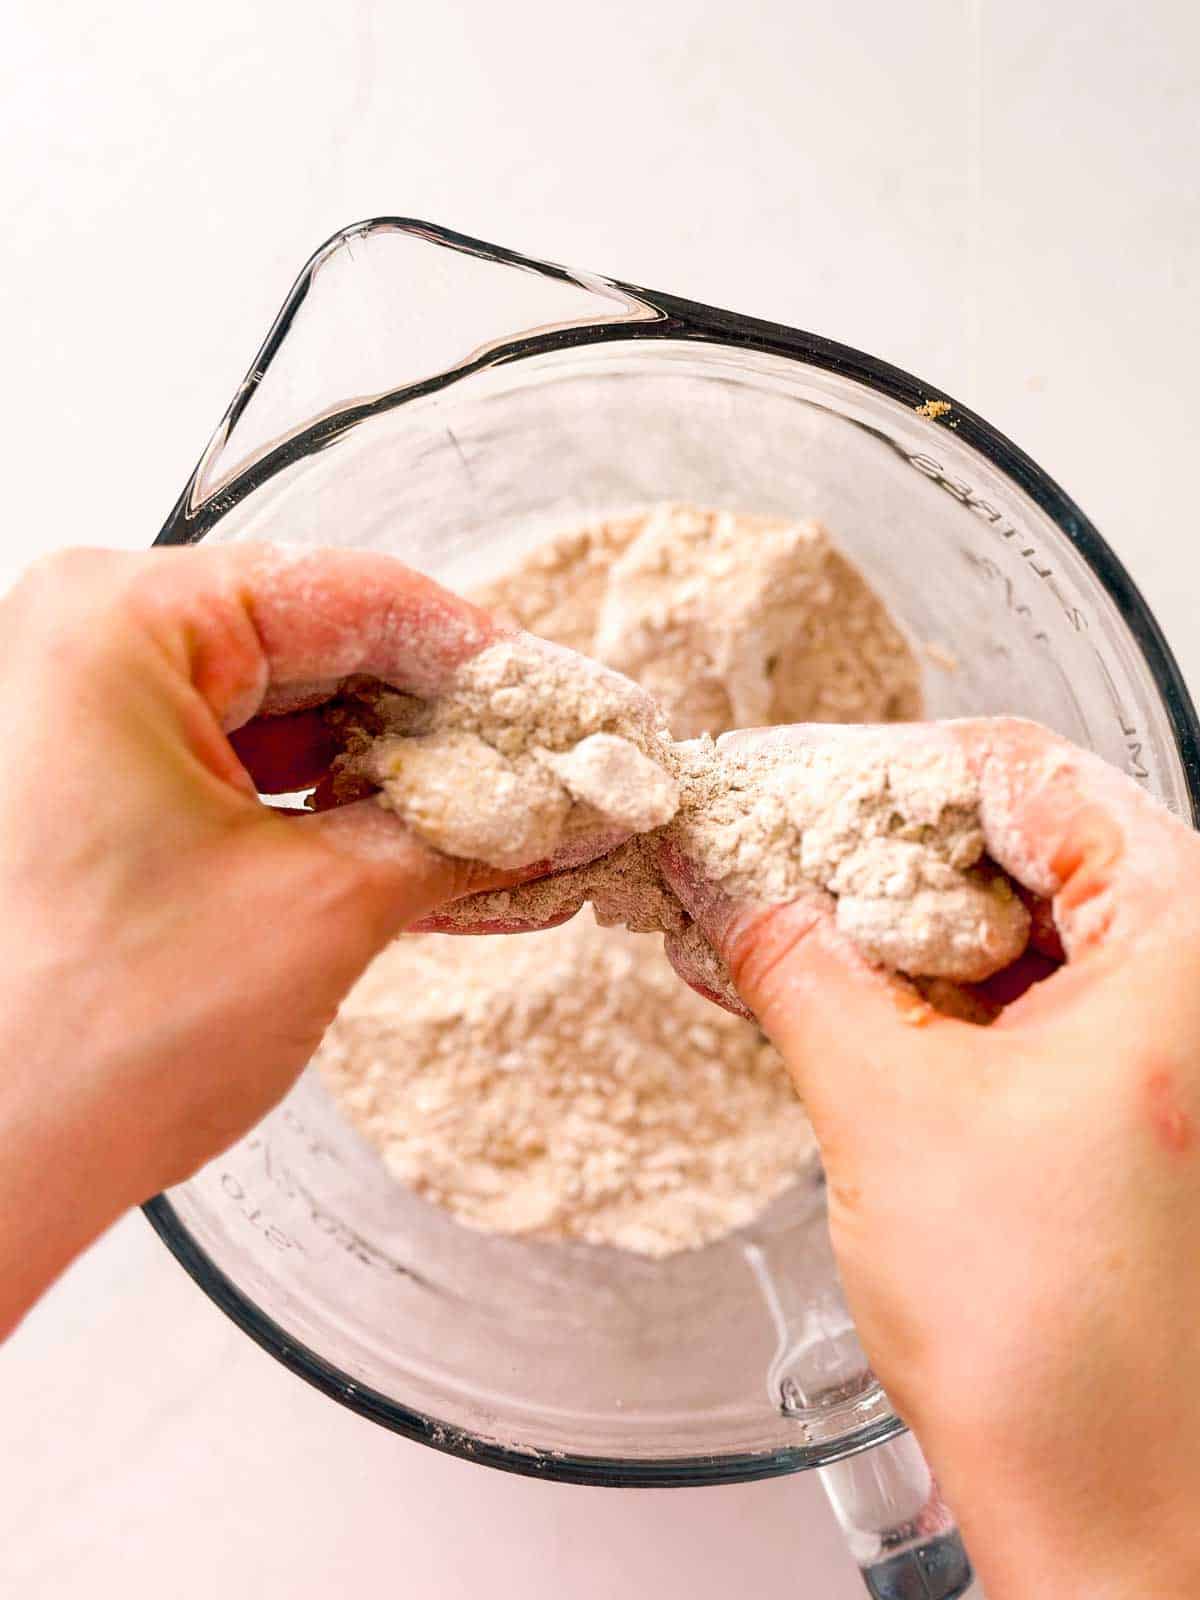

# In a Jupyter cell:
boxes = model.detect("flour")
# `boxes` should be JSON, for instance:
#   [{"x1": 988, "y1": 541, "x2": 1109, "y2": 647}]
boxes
[
  {"x1": 319, "y1": 917, "x2": 818, "y2": 1256},
  {"x1": 351, "y1": 507, "x2": 1006, "y2": 984},
  {"x1": 671, "y1": 740, "x2": 1030, "y2": 983},
  {"x1": 345, "y1": 634, "x2": 678, "y2": 870},
  {"x1": 314, "y1": 504, "x2": 1017, "y2": 1257},
  {"x1": 593, "y1": 504, "x2": 922, "y2": 737},
  {"x1": 424, "y1": 714, "x2": 1029, "y2": 988}
]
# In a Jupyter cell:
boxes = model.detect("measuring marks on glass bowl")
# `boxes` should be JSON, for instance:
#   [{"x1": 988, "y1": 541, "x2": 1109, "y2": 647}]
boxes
[
  {"x1": 740, "y1": 1173, "x2": 877, "y2": 1437},
  {"x1": 903, "y1": 443, "x2": 1152, "y2": 787},
  {"x1": 215, "y1": 1103, "x2": 424, "y2": 1285}
]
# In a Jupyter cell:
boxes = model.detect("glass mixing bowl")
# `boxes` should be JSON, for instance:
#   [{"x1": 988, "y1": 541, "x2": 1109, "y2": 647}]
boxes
[{"x1": 148, "y1": 220, "x2": 1200, "y2": 1596}]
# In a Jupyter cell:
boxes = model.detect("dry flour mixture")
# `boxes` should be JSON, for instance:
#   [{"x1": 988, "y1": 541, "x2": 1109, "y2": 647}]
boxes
[{"x1": 313, "y1": 506, "x2": 1018, "y2": 1255}]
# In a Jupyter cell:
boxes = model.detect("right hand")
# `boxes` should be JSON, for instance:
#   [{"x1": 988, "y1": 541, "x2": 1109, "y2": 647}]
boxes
[{"x1": 663, "y1": 718, "x2": 1200, "y2": 1598}]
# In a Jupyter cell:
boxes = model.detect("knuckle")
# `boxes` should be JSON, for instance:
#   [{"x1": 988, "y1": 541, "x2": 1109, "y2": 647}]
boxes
[{"x1": 724, "y1": 897, "x2": 827, "y2": 1001}]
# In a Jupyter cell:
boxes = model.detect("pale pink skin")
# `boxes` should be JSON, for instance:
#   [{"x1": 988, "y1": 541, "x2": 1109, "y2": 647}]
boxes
[
  {"x1": 661, "y1": 718, "x2": 1200, "y2": 1599},
  {"x1": 0, "y1": 544, "x2": 658, "y2": 1340},
  {"x1": 4, "y1": 548, "x2": 1200, "y2": 1596},
  {"x1": 0, "y1": 544, "x2": 596, "y2": 1339}
]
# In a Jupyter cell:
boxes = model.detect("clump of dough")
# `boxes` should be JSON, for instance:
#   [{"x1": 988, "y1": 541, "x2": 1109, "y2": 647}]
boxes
[
  {"x1": 837, "y1": 867, "x2": 1028, "y2": 984},
  {"x1": 671, "y1": 740, "x2": 1030, "y2": 984},
  {"x1": 539, "y1": 733, "x2": 679, "y2": 835},
  {"x1": 338, "y1": 508, "x2": 1028, "y2": 989},
  {"x1": 436, "y1": 735, "x2": 1030, "y2": 989},
  {"x1": 315, "y1": 504, "x2": 1027, "y2": 1264},
  {"x1": 347, "y1": 634, "x2": 679, "y2": 871},
  {"x1": 366, "y1": 730, "x2": 569, "y2": 868}
]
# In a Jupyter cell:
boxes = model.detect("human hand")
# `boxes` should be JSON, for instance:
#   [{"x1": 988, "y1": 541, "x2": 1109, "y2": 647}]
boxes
[
  {"x1": 0, "y1": 544, "x2": 551, "y2": 1335},
  {"x1": 663, "y1": 718, "x2": 1200, "y2": 1598}
]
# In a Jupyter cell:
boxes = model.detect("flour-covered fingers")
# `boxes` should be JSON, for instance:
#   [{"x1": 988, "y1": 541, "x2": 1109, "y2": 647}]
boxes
[
  {"x1": 662, "y1": 853, "x2": 973, "y2": 1155},
  {"x1": 295, "y1": 800, "x2": 541, "y2": 936},
  {"x1": 948, "y1": 718, "x2": 1193, "y2": 959}
]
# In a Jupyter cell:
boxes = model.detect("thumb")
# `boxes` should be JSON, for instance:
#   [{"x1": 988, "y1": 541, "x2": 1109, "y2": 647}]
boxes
[
  {"x1": 662, "y1": 840, "x2": 967, "y2": 1170},
  {"x1": 948, "y1": 716, "x2": 1185, "y2": 961},
  {"x1": 291, "y1": 799, "x2": 535, "y2": 952}
]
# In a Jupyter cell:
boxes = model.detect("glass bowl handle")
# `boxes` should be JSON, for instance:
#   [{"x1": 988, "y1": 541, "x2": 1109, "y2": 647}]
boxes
[{"x1": 817, "y1": 1430, "x2": 975, "y2": 1598}]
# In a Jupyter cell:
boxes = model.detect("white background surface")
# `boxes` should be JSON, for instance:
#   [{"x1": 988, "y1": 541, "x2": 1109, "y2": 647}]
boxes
[{"x1": 2, "y1": 2, "x2": 1197, "y2": 1595}]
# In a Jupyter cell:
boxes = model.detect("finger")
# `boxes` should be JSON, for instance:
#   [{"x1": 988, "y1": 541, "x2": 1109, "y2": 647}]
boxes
[
  {"x1": 660, "y1": 838, "x2": 968, "y2": 1120},
  {"x1": 236, "y1": 544, "x2": 496, "y2": 710},
  {"x1": 410, "y1": 905, "x2": 583, "y2": 935},
  {"x1": 299, "y1": 800, "x2": 531, "y2": 934},
  {"x1": 948, "y1": 718, "x2": 1187, "y2": 958},
  {"x1": 662, "y1": 925, "x2": 754, "y2": 1019},
  {"x1": 229, "y1": 710, "x2": 340, "y2": 794},
  {"x1": 711, "y1": 903, "x2": 970, "y2": 1166},
  {"x1": 123, "y1": 544, "x2": 499, "y2": 731}
]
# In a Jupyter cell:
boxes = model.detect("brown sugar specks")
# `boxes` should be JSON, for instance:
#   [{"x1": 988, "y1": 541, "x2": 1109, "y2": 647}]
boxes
[{"x1": 925, "y1": 640, "x2": 960, "y2": 674}]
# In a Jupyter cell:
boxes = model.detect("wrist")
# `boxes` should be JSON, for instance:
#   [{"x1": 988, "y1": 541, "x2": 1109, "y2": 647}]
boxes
[{"x1": 0, "y1": 1001, "x2": 135, "y2": 1336}]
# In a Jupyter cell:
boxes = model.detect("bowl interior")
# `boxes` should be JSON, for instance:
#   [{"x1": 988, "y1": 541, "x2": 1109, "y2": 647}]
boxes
[{"x1": 152, "y1": 330, "x2": 1196, "y2": 1484}]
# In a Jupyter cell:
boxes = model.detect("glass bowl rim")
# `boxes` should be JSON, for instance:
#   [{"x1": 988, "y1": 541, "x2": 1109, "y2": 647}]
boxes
[{"x1": 144, "y1": 216, "x2": 1200, "y2": 1487}]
